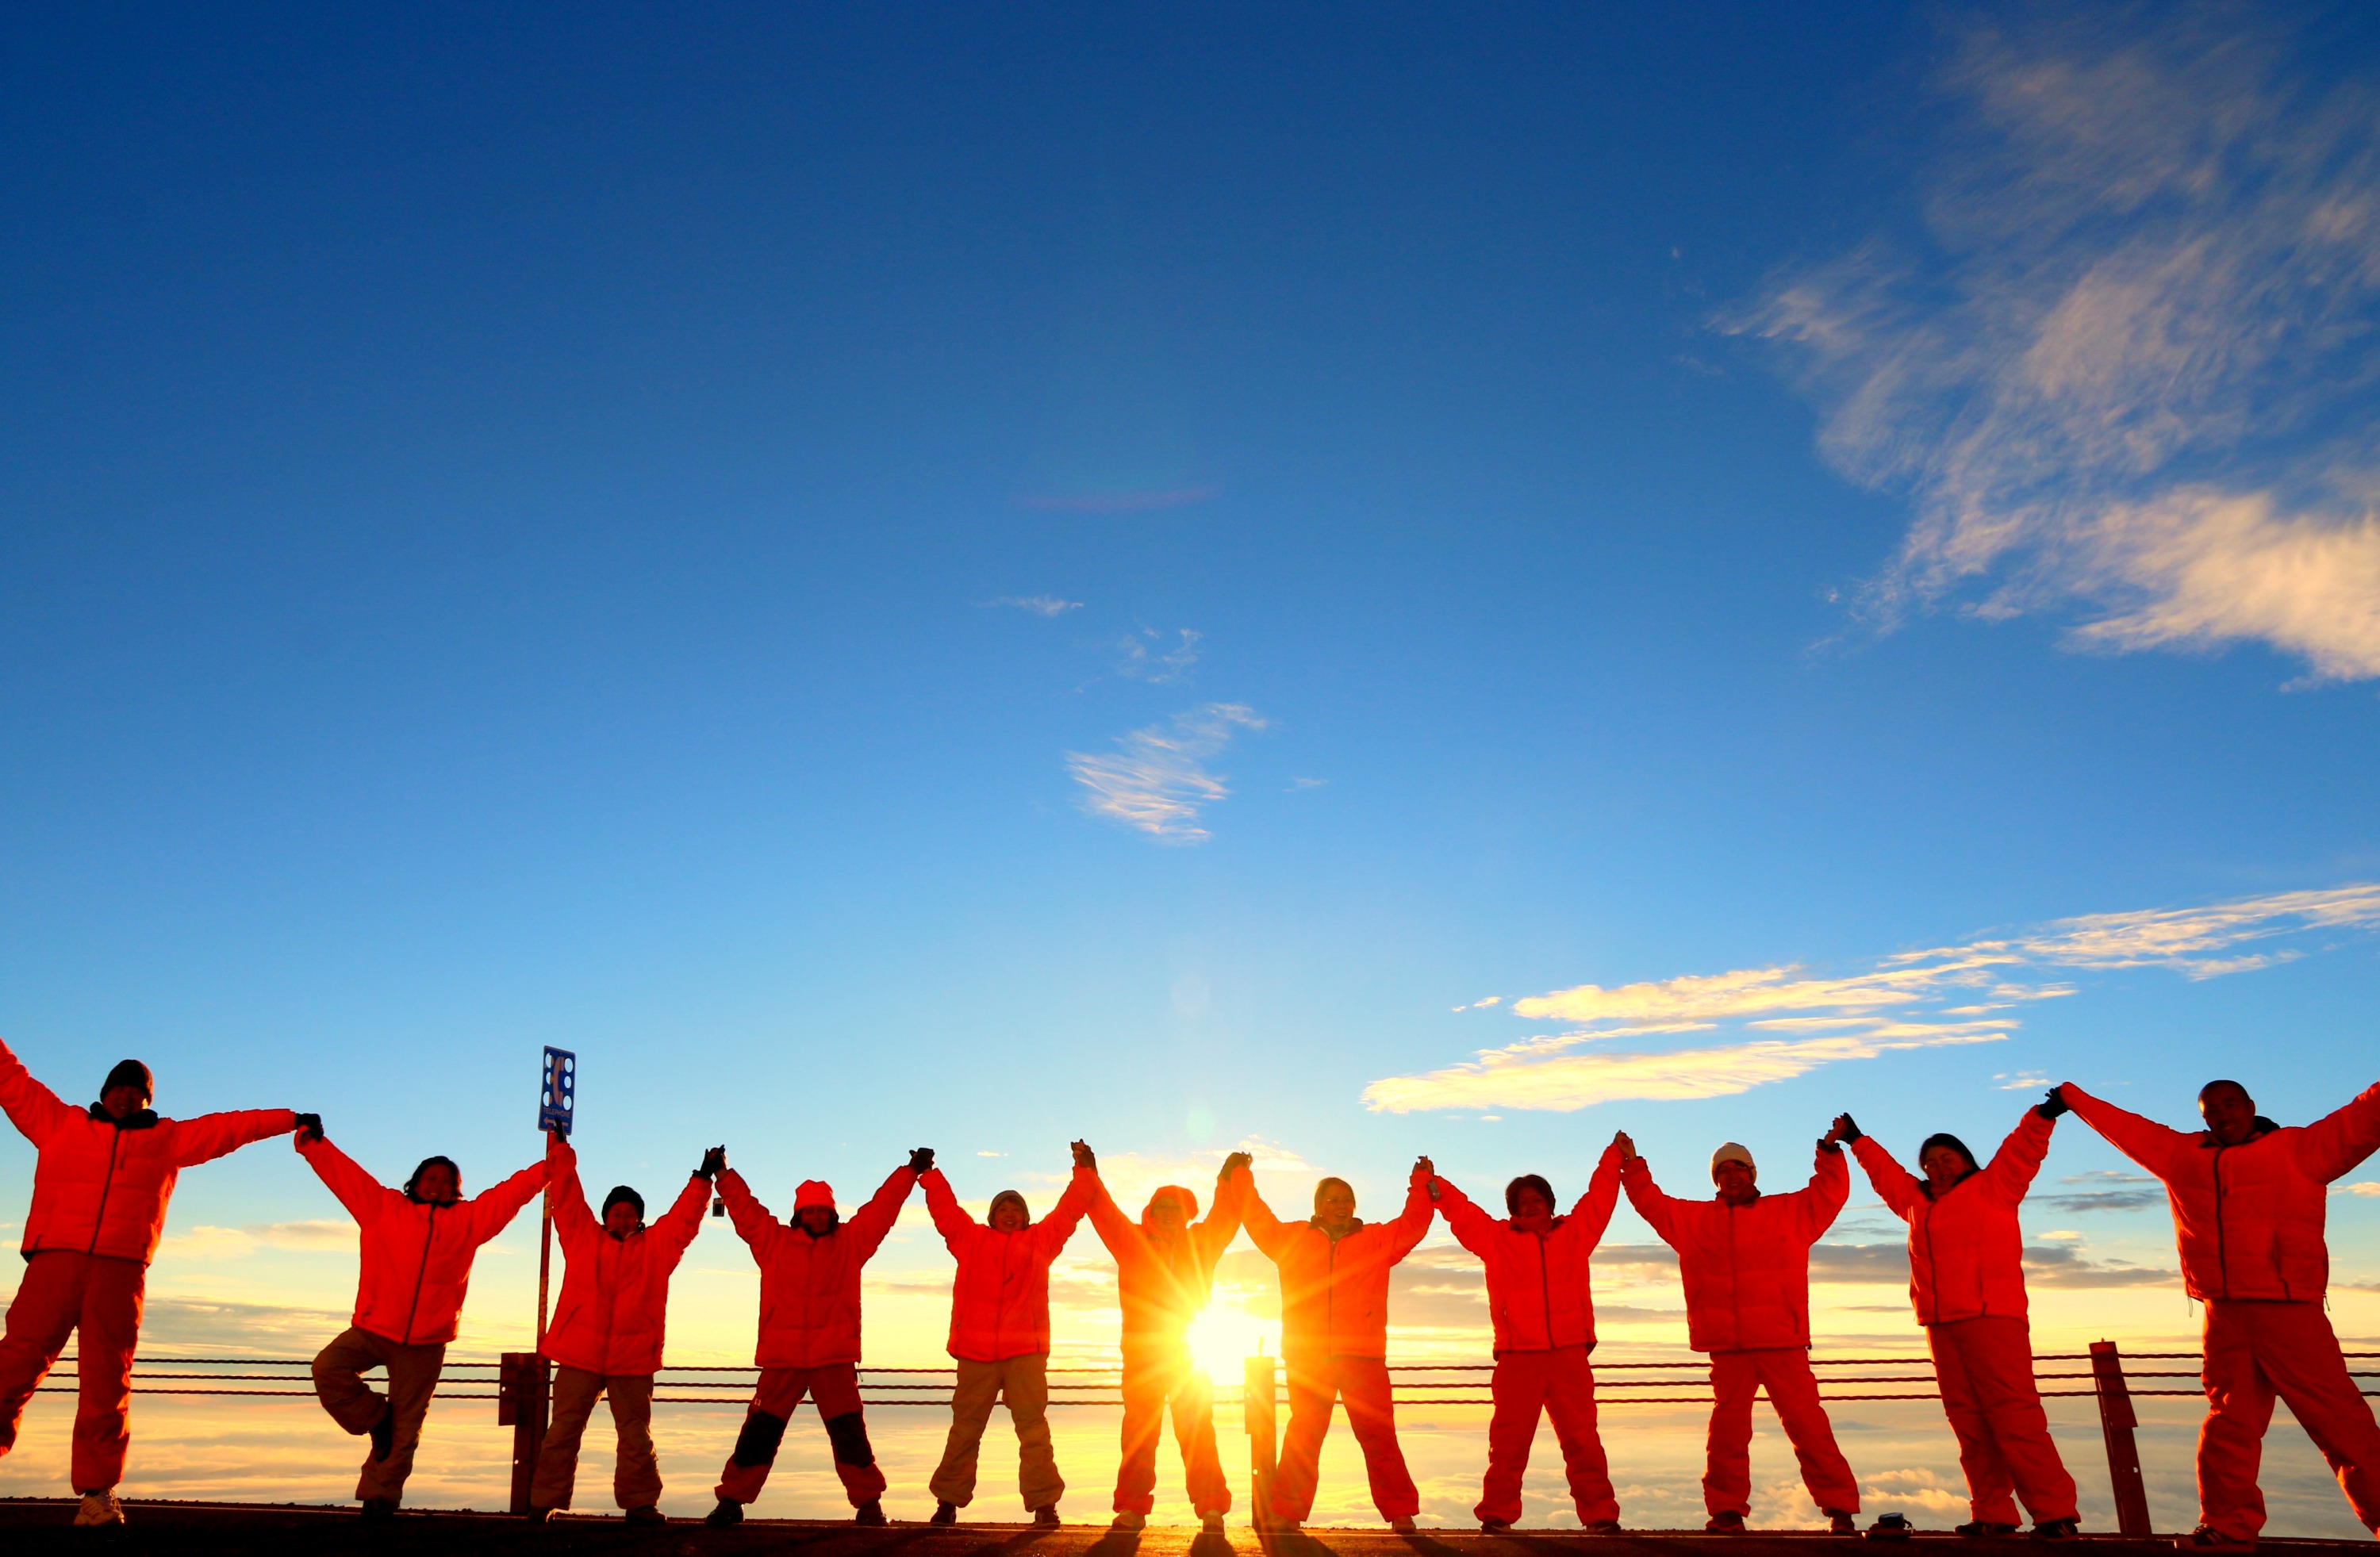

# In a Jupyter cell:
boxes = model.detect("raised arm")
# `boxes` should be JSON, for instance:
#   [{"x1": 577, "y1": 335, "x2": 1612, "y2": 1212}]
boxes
[
  {"x1": 1794, "y1": 1141, "x2": 1850, "y2": 1240},
  {"x1": 1619, "y1": 1156, "x2": 1682, "y2": 1245},
  {"x1": 1848, "y1": 1133, "x2": 1924, "y2": 1221},
  {"x1": 1028, "y1": 1167, "x2": 1092, "y2": 1259},
  {"x1": 298, "y1": 1134, "x2": 397, "y2": 1225},
  {"x1": 1234, "y1": 1164, "x2": 1294, "y2": 1260},
  {"x1": 1082, "y1": 1172, "x2": 1139, "y2": 1262},
  {"x1": 1981, "y1": 1105, "x2": 2056, "y2": 1202},
  {"x1": 649, "y1": 1172, "x2": 713, "y2": 1267},
  {"x1": 0, "y1": 1036, "x2": 74, "y2": 1145},
  {"x1": 546, "y1": 1136, "x2": 598, "y2": 1245},
  {"x1": 2059, "y1": 1083, "x2": 2188, "y2": 1179},
  {"x1": 844, "y1": 1163, "x2": 922, "y2": 1261},
  {"x1": 1564, "y1": 1141, "x2": 1625, "y2": 1247},
  {"x1": 1381, "y1": 1167, "x2": 1436, "y2": 1263},
  {"x1": 161, "y1": 1107, "x2": 299, "y2": 1168},
  {"x1": 2292, "y1": 1078, "x2": 2380, "y2": 1184},
  {"x1": 715, "y1": 1168, "x2": 781, "y2": 1253},
  {"x1": 920, "y1": 1168, "x2": 975, "y2": 1248},
  {"x1": 464, "y1": 1155, "x2": 552, "y2": 1247},
  {"x1": 1432, "y1": 1176, "x2": 1498, "y2": 1258},
  {"x1": 1192, "y1": 1152, "x2": 1252, "y2": 1265}
]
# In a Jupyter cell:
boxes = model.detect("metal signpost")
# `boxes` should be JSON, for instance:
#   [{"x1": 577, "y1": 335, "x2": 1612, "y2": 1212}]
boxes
[{"x1": 504, "y1": 1047, "x2": 575, "y2": 1515}]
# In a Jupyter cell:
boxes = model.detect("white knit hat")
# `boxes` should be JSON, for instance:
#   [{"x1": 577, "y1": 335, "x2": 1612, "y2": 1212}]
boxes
[{"x1": 1710, "y1": 1141, "x2": 1756, "y2": 1176}]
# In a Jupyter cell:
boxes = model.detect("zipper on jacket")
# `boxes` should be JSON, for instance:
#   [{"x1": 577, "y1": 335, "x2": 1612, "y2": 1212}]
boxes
[
  {"x1": 84, "y1": 1128, "x2": 125, "y2": 1256},
  {"x1": 1726, "y1": 1202, "x2": 1742, "y2": 1347},
  {"x1": 402, "y1": 1208, "x2": 442, "y2": 1345},
  {"x1": 2211, "y1": 1144, "x2": 2231, "y2": 1300},
  {"x1": 1535, "y1": 1229, "x2": 1553, "y2": 1350}
]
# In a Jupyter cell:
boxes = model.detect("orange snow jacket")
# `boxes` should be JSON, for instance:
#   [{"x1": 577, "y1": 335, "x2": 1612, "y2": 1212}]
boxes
[
  {"x1": 1622, "y1": 1145, "x2": 1848, "y2": 1353},
  {"x1": 1437, "y1": 1144, "x2": 1622, "y2": 1354},
  {"x1": 301, "y1": 1134, "x2": 548, "y2": 1346},
  {"x1": 1085, "y1": 1171, "x2": 1249, "y2": 1348},
  {"x1": 0, "y1": 1037, "x2": 294, "y2": 1265},
  {"x1": 1852, "y1": 1109, "x2": 2053, "y2": 1325},
  {"x1": 542, "y1": 1140, "x2": 711, "y2": 1376},
  {"x1": 1238, "y1": 1165, "x2": 1434, "y2": 1361},
  {"x1": 925, "y1": 1167, "x2": 1091, "y2": 1363},
  {"x1": 720, "y1": 1164, "x2": 917, "y2": 1368},
  {"x1": 2064, "y1": 1080, "x2": 2380, "y2": 1302}
]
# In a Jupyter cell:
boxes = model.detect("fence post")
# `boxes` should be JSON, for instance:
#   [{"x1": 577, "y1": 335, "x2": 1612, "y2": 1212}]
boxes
[
  {"x1": 499, "y1": 1351, "x2": 551, "y2": 1515},
  {"x1": 2089, "y1": 1340, "x2": 2153, "y2": 1537},
  {"x1": 1244, "y1": 1352, "x2": 1278, "y2": 1531}
]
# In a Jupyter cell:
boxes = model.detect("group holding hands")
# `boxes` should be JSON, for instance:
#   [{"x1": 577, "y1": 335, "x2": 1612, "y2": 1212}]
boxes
[{"x1": 1, "y1": 1032, "x2": 2376, "y2": 1551}]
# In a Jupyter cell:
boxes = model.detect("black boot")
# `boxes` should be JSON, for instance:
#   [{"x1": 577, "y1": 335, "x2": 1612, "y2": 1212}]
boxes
[
  {"x1": 854, "y1": 1501, "x2": 886, "y2": 1527},
  {"x1": 705, "y1": 1498, "x2": 744, "y2": 1528}
]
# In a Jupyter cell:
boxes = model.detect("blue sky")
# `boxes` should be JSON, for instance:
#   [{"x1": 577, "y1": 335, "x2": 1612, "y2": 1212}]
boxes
[{"x1": 4, "y1": 1, "x2": 2380, "y2": 1522}]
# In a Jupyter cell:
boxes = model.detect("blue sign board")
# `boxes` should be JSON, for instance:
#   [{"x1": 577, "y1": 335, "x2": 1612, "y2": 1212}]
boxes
[{"x1": 539, "y1": 1047, "x2": 576, "y2": 1137}]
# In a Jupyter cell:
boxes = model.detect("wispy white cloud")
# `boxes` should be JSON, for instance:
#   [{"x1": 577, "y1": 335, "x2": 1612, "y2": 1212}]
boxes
[
  {"x1": 985, "y1": 594, "x2": 1082, "y2": 616},
  {"x1": 155, "y1": 1221, "x2": 356, "y2": 1260},
  {"x1": 1065, "y1": 703, "x2": 1266, "y2": 843},
  {"x1": 1116, "y1": 627, "x2": 1201, "y2": 684},
  {"x1": 1365, "y1": 882, "x2": 2380, "y2": 1112},
  {"x1": 1747, "y1": 8, "x2": 2380, "y2": 682}
]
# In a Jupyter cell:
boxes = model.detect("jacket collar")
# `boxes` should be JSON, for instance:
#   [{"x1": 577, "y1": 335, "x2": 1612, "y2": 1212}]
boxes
[
  {"x1": 2198, "y1": 1118, "x2": 2281, "y2": 1149},
  {"x1": 86, "y1": 1103, "x2": 159, "y2": 1130}
]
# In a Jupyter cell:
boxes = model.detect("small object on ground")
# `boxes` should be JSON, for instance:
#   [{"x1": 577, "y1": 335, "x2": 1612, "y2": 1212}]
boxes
[
  {"x1": 73, "y1": 1492, "x2": 125, "y2": 1528},
  {"x1": 931, "y1": 1501, "x2": 958, "y2": 1526},
  {"x1": 704, "y1": 1498, "x2": 743, "y2": 1528},
  {"x1": 1706, "y1": 1511, "x2": 1747, "y2": 1533},
  {"x1": 2176, "y1": 1529, "x2": 2255, "y2": 1551},
  {"x1": 1031, "y1": 1505, "x2": 1061, "y2": 1528},
  {"x1": 1200, "y1": 1513, "x2": 1226, "y2": 1533},
  {"x1": 2031, "y1": 1519, "x2": 2080, "y2": 1541},
  {"x1": 359, "y1": 1498, "x2": 397, "y2": 1523},
  {"x1": 1391, "y1": 1517, "x2": 1417, "y2": 1533},
  {"x1": 525, "y1": 1506, "x2": 555, "y2": 1523},
  {"x1": 1868, "y1": 1513, "x2": 1914, "y2": 1540},
  {"x1": 854, "y1": 1500, "x2": 886, "y2": 1527},
  {"x1": 1583, "y1": 1522, "x2": 1625, "y2": 1536},
  {"x1": 624, "y1": 1505, "x2": 665, "y2": 1524},
  {"x1": 1111, "y1": 1512, "x2": 1146, "y2": 1531},
  {"x1": 1480, "y1": 1518, "x2": 1513, "y2": 1533},
  {"x1": 1829, "y1": 1510, "x2": 1860, "y2": 1535},
  {"x1": 1956, "y1": 1523, "x2": 2018, "y2": 1539}
]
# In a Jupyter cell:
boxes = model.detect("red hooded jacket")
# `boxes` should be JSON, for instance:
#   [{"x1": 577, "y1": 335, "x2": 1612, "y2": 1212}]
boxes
[
  {"x1": 301, "y1": 1135, "x2": 548, "y2": 1346},
  {"x1": 2063, "y1": 1079, "x2": 2380, "y2": 1302},
  {"x1": 541, "y1": 1140, "x2": 711, "y2": 1376},
  {"x1": 0, "y1": 1037, "x2": 294, "y2": 1265},
  {"x1": 1085, "y1": 1171, "x2": 1249, "y2": 1348},
  {"x1": 1437, "y1": 1144, "x2": 1622, "y2": 1354},
  {"x1": 1238, "y1": 1165, "x2": 1434, "y2": 1360},
  {"x1": 1852, "y1": 1109, "x2": 2052, "y2": 1325},
  {"x1": 718, "y1": 1164, "x2": 916, "y2": 1368},
  {"x1": 1622, "y1": 1145, "x2": 1848, "y2": 1352},
  {"x1": 924, "y1": 1167, "x2": 1090, "y2": 1363}
]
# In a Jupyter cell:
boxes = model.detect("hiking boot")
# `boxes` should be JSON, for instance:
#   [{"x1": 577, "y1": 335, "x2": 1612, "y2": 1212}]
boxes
[
  {"x1": 1706, "y1": 1512, "x2": 1747, "y2": 1533},
  {"x1": 1111, "y1": 1512, "x2": 1146, "y2": 1531},
  {"x1": 525, "y1": 1507, "x2": 555, "y2": 1523},
  {"x1": 1957, "y1": 1524, "x2": 2019, "y2": 1539},
  {"x1": 1480, "y1": 1519, "x2": 1514, "y2": 1534},
  {"x1": 931, "y1": 1501, "x2": 958, "y2": 1526},
  {"x1": 624, "y1": 1506, "x2": 665, "y2": 1524},
  {"x1": 1032, "y1": 1505, "x2": 1061, "y2": 1528},
  {"x1": 73, "y1": 1492, "x2": 125, "y2": 1528},
  {"x1": 2176, "y1": 1529, "x2": 2255, "y2": 1552},
  {"x1": 359, "y1": 1499, "x2": 398, "y2": 1523},
  {"x1": 1392, "y1": 1518, "x2": 1417, "y2": 1533},
  {"x1": 1200, "y1": 1513, "x2": 1227, "y2": 1533},
  {"x1": 1583, "y1": 1523, "x2": 1624, "y2": 1536},
  {"x1": 2031, "y1": 1520, "x2": 2079, "y2": 1541},
  {"x1": 1828, "y1": 1511, "x2": 1860, "y2": 1535},
  {"x1": 704, "y1": 1498, "x2": 743, "y2": 1528},
  {"x1": 854, "y1": 1500, "x2": 886, "y2": 1527}
]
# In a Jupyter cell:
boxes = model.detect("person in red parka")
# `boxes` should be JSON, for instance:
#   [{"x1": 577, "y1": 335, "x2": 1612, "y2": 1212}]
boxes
[
  {"x1": 1843, "y1": 1102, "x2": 2079, "y2": 1539},
  {"x1": 528, "y1": 1133, "x2": 712, "y2": 1522},
  {"x1": 1432, "y1": 1143, "x2": 1623, "y2": 1533},
  {"x1": 703, "y1": 1145, "x2": 926, "y2": 1528},
  {"x1": 0, "y1": 1039, "x2": 298, "y2": 1527},
  {"x1": 1237, "y1": 1155, "x2": 1436, "y2": 1533},
  {"x1": 298, "y1": 1118, "x2": 549, "y2": 1520},
  {"x1": 1081, "y1": 1145, "x2": 1251, "y2": 1533},
  {"x1": 2060, "y1": 1075, "x2": 2380, "y2": 1550},
  {"x1": 1621, "y1": 1126, "x2": 1860, "y2": 1532},
  {"x1": 923, "y1": 1145, "x2": 1092, "y2": 1527}
]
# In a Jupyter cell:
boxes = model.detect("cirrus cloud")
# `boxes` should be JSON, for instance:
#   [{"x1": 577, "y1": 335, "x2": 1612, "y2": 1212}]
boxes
[{"x1": 1065, "y1": 703, "x2": 1266, "y2": 844}]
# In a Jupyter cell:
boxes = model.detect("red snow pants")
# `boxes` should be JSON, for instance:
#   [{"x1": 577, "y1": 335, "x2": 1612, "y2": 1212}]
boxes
[
  {"x1": 1705, "y1": 1347, "x2": 1860, "y2": 1518},
  {"x1": 716, "y1": 1362, "x2": 885, "y2": 1508},
  {"x1": 1272, "y1": 1351, "x2": 1419, "y2": 1523},
  {"x1": 0, "y1": 1251, "x2": 144, "y2": 1492},
  {"x1": 2199, "y1": 1300, "x2": 2380, "y2": 1540},
  {"x1": 1929, "y1": 1315, "x2": 2078, "y2": 1524},
  {"x1": 1113, "y1": 1343, "x2": 1229, "y2": 1517},
  {"x1": 1477, "y1": 1344, "x2": 1618, "y2": 1526}
]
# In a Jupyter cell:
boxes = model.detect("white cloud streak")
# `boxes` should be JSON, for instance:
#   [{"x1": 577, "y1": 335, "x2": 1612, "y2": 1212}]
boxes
[
  {"x1": 1116, "y1": 627, "x2": 1201, "y2": 684},
  {"x1": 986, "y1": 595, "x2": 1082, "y2": 616},
  {"x1": 1065, "y1": 703, "x2": 1265, "y2": 843},
  {"x1": 1365, "y1": 881, "x2": 2380, "y2": 1112},
  {"x1": 1748, "y1": 7, "x2": 2380, "y2": 681}
]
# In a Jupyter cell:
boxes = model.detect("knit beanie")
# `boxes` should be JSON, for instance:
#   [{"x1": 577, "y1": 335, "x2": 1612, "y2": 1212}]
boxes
[
  {"x1": 1710, "y1": 1141, "x2": 1756, "y2": 1178},
  {"x1": 602, "y1": 1185, "x2": 646, "y2": 1220},
  {"x1": 103, "y1": 1059, "x2": 154, "y2": 1103}
]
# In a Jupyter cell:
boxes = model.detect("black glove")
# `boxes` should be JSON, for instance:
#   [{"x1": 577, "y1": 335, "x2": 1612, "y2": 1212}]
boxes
[
  {"x1": 908, "y1": 1147, "x2": 935, "y2": 1174},
  {"x1": 1219, "y1": 1150, "x2": 1253, "y2": 1181},
  {"x1": 1071, "y1": 1140, "x2": 1096, "y2": 1170},
  {"x1": 293, "y1": 1113, "x2": 323, "y2": 1144},
  {"x1": 2037, "y1": 1087, "x2": 2071, "y2": 1120},
  {"x1": 1835, "y1": 1113, "x2": 1863, "y2": 1144},
  {"x1": 698, "y1": 1146, "x2": 726, "y2": 1180}
]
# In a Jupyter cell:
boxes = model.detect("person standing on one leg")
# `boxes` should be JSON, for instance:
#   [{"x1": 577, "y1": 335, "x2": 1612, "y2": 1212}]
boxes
[
  {"x1": 1431, "y1": 1144, "x2": 1624, "y2": 1534},
  {"x1": 1237, "y1": 1154, "x2": 1436, "y2": 1534},
  {"x1": 1620, "y1": 1126, "x2": 1861, "y2": 1534},
  {"x1": 2060, "y1": 1074, "x2": 2380, "y2": 1551},
  {"x1": 924, "y1": 1144, "x2": 1092, "y2": 1528},
  {"x1": 1843, "y1": 1102, "x2": 2080, "y2": 1539},
  {"x1": 299, "y1": 1118, "x2": 549, "y2": 1521},
  {"x1": 1082, "y1": 1144, "x2": 1250, "y2": 1534},
  {"x1": 704, "y1": 1145, "x2": 925, "y2": 1528},
  {"x1": 0, "y1": 1037, "x2": 299, "y2": 1527},
  {"x1": 528, "y1": 1133, "x2": 712, "y2": 1523}
]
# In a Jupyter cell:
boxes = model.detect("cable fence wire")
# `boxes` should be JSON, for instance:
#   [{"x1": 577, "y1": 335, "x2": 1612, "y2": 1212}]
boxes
[{"x1": 37, "y1": 1350, "x2": 2380, "y2": 1409}]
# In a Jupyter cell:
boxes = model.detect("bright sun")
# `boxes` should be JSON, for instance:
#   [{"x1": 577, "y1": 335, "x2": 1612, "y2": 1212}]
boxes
[{"x1": 1185, "y1": 1300, "x2": 1275, "y2": 1381}]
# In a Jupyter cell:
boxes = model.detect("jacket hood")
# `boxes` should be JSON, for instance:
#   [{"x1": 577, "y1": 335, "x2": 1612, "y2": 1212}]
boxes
[
  {"x1": 86, "y1": 1103, "x2": 159, "y2": 1131},
  {"x1": 1141, "y1": 1185, "x2": 1198, "y2": 1232}
]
